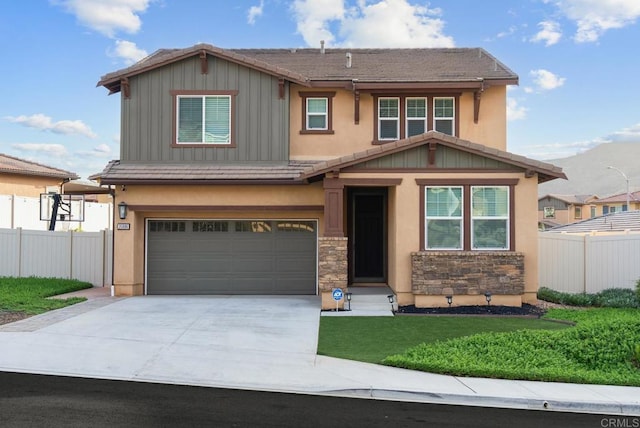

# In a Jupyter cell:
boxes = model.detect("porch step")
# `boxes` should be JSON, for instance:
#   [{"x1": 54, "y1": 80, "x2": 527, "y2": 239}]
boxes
[{"x1": 321, "y1": 286, "x2": 396, "y2": 317}]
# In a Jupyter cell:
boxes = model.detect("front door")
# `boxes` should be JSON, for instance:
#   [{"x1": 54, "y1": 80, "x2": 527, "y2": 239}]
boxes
[{"x1": 348, "y1": 188, "x2": 387, "y2": 283}]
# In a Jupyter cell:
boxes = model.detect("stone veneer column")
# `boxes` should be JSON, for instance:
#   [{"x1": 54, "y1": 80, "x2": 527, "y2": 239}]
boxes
[{"x1": 318, "y1": 237, "x2": 348, "y2": 309}]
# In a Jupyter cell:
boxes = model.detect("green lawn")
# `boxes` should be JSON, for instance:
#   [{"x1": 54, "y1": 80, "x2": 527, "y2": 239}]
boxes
[
  {"x1": 0, "y1": 277, "x2": 92, "y2": 315},
  {"x1": 318, "y1": 308, "x2": 640, "y2": 386},
  {"x1": 318, "y1": 315, "x2": 569, "y2": 364}
]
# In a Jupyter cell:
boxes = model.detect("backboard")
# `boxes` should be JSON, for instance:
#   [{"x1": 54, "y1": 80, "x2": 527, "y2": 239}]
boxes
[{"x1": 40, "y1": 193, "x2": 85, "y2": 222}]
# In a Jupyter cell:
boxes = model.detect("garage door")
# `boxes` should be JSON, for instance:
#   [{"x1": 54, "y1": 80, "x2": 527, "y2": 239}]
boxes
[{"x1": 146, "y1": 220, "x2": 317, "y2": 295}]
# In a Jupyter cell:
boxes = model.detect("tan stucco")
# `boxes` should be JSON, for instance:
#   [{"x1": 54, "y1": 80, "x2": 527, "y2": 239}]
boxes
[
  {"x1": 0, "y1": 174, "x2": 63, "y2": 198},
  {"x1": 289, "y1": 84, "x2": 508, "y2": 161},
  {"x1": 112, "y1": 183, "x2": 325, "y2": 295}
]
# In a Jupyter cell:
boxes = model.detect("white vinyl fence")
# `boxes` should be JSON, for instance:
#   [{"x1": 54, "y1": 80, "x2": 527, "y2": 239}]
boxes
[
  {"x1": 0, "y1": 228, "x2": 113, "y2": 287},
  {"x1": 539, "y1": 232, "x2": 640, "y2": 294},
  {"x1": 0, "y1": 194, "x2": 112, "y2": 231}
]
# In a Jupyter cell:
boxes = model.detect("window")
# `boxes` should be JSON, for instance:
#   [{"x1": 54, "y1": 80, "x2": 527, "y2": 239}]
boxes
[
  {"x1": 406, "y1": 98, "x2": 427, "y2": 137},
  {"x1": 235, "y1": 221, "x2": 272, "y2": 233},
  {"x1": 434, "y1": 97, "x2": 455, "y2": 135},
  {"x1": 471, "y1": 186, "x2": 509, "y2": 250},
  {"x1": 543, "y1": 207, "x2": 555, "y2": 218},
  {"x1": 149, "y1": 221, "x2": 186, "y2": 232},
  {"x1": 171, "y1": 91, "x2": 237, "y2": 146},
  {"x1": 590, "y1": 206, "x2": 596, "y2": 218},
  {"x1": 193, "y1": 221, "x2": 228, "y2": 232},
  {"x1": 306, "y1": 98, "x2": 327, "y2": 130},
  {"x1": 425, "y1": 187, "x2": 463, "y2": 249},
  {"x1": 378, "y1": 97, "x2": 400, "y2": 140},
  {"x1": 299, "y1": 92, "x2": 335, "y2": 134},
  {"x1": 418, "y1": 180, "x2": 516, "y2": 251},
  {"x1": 374, "y1": 95, "x2": 458, "y2": 142},
  {"x1": 574, "y1": 206, "x2": 582, "y2": 219}
]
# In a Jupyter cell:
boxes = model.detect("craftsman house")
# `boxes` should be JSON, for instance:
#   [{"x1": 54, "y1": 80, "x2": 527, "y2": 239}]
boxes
[{"x1": 92, "y1": 44, "x2": 565, "y2": 308}]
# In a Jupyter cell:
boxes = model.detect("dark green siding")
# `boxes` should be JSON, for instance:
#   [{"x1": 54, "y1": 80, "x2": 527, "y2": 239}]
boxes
[{"x1": 121, "y1": 56, "x2": 289, "y2": 163}]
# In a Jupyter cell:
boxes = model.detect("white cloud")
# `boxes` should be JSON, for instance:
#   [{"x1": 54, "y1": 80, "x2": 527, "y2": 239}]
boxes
[
  {"x1": 111, "y1": 40, "x2": 148, "y2": 65},
  {"x1": 551, "y1": 0, "x2": 640, "y2": 43},
  {"x1": 530, "y1": 20, "x2": 562, "y2": 46},
  {"x1": 292, "y1": 0, "x2": 454, "y2": 48},
  {"x1": 529, "y1": 69, "x2": 566, "y2": 91},
  {"x1": 53, "y1": 0, "x2": 153, "y2": 38},
  {"x1": 76, "y1": 143, "x2": 114, "y2": 158},
  {"x1": 605, "y1": 122, "x2": 640, "y2": 142},
  {"x1": 248, "y1": 0, "x2": 265, "y2": 25},
  {"x1": 12, "y1": 143, "x2": 68, "y2": 158},
  {"x1": 292, "y1": 0, "x2": 345, "y2": 46},
  {"x1": 5, "y1": 114, "x2": 97, "y2": 138},
  {"x1": 507, "y1": 98, "x2": 527, "y2": 121}
]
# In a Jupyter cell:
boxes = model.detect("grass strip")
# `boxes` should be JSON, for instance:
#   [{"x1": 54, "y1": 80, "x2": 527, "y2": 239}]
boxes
[
  {"x1": 318, "y1": 315, "x2": 568, "y2": 364},
  {"x1": 382, "y1": 308, "x2": 640, "y2": 386},
  {"x1": 0, "y1": 277, "x2": 92, "y2": 314}
]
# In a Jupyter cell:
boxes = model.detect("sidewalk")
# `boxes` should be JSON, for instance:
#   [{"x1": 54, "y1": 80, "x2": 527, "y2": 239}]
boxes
[{"x1": 0, "y1": 289, "x2": 638, "y2": 416}]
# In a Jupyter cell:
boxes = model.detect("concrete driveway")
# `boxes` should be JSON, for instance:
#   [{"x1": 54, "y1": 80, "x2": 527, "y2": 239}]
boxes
[{"x1": 0, "y1": 295, "x2": 324, "y2": 390}]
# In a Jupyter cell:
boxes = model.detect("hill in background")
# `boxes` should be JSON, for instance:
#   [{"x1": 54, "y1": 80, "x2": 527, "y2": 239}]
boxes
[{"x1": 537, "y1": 142, "x2": 640, "y2": 197}]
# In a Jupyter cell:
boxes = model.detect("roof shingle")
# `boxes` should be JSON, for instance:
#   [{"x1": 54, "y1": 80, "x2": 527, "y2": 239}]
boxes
[{"x1": 0, "y1": 153, "x2": 78, "y2": 180}]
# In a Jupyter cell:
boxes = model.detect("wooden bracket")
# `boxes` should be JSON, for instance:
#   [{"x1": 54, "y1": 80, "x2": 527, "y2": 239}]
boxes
[
  {"x1": 199, "y1": 50, "x2": 208, "y2": 74},
  {"x1": 354, "y1": 89, "x2": 360, "y2": 124},
  {"x1": 473, "y1": 90, "x2": 482, "y2": 124},
  {"x1": 278, "y1": 78, "x2": 285, "y2": 99},
  {"x1": 121, "y1": 78, "x2": 130, "y2": 99},
  {"x1": 524, "y1": 169, "x2": 536, "y2": 178},
  {"x1": 428, "y1": 142, "x2": 437, "y2": 166}
]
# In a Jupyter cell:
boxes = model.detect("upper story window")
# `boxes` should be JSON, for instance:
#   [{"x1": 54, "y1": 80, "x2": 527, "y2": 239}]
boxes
[
  {"x1": 171, "y1": 90, "x2": 237, "y2": 147},
  {"x1": 374, "y1": 95, "x2": 458, "y2": 143},
  {"x1": 434, "y1": 97, "x2": 455, "y2": 135},
  {"x1": 299, "y1": 92, "x2": 335, "y2": 134}
]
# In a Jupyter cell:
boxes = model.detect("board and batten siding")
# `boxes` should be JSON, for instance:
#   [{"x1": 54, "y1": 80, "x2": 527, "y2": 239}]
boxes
[{"x1": 120, "y1": 56, "x2": 290, "y2": 163}]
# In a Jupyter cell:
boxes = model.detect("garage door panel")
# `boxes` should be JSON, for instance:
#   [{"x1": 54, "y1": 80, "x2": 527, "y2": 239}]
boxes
[{"x1": 147, "y1": 219, "x2": 316, "y2": 295}]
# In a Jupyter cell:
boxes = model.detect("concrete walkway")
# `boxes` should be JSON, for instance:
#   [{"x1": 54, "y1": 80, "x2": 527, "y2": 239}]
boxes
[{"x1": 0, "y1": 289, "x2": 638, "y2": 416}]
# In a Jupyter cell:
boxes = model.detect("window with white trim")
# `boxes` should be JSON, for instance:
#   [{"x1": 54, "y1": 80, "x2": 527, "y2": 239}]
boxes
[
  {"x1": 425, "y1": 186, "x2": 463, "y2": 249},
  {"x1": 176, "y1": 94, "x2": 231, "y2": 144},
  {"x1": 434, "y1": 97, "x2": 455, "y2": 135},
  {"x1": 378, "y1": 97, "x2": 400, "y2": 140},
  {"x1": 471, "y1": 186, "x2": 509, "y2": 250},
  {"x1": 306, "y1": 98, "x2": 328, "y2": 130},
  {"x1": 406, "y1": 97, "x2": 427, "y2": 137}
]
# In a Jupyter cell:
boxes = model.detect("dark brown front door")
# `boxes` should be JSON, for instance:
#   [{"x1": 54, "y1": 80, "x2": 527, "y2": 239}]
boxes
[{"x1": 348, "y1": 188, "x2": 387, "y2": 283}]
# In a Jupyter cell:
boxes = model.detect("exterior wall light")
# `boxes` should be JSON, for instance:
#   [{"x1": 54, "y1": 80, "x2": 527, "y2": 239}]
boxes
[
  {"x1": 446, "y1": 295, "x2": 453, "y2": 307},
  {"x1": 485, "y1": 292, "x2": 492, "y2": 306},
  {"x1": 118, "y1": 202, "x2": 128, "y2": 220}
]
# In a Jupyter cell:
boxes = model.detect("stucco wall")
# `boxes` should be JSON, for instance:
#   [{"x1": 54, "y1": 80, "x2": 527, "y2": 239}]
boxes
[
  {"x1": 112, "y1": 183, "x2": 324, "y2": 295},
  {"x1": 0, "y1": 174, "x2": 62, "y2": 198},
  {"x1": 289, "y1": 85, "x2": 508, "y2": 161}
]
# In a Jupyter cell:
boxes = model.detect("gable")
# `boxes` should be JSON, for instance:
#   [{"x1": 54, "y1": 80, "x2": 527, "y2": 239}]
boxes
[
  {"x1": 300, "y1": 131, "x2": 565, "y2": 183},
  {"x1": 347, "y1": 144, "x2": 515, "y2": 171}
]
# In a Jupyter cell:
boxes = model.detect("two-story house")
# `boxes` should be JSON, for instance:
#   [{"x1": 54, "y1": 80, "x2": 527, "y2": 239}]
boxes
[
  {"x1": 92, "y1": 44, "x2": 565, "y2": 309},
  {"x1": 537, "y1": 194, "x2": 598, "y2": 230}
]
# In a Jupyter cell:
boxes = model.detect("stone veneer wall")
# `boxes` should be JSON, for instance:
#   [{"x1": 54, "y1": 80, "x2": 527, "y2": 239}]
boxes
[
  {"x1": 318, "y1": 237, "x2": 348, "y2": 292},
  {"x1": 411, "y1": 251, "x2": 525, "y2": 296}
]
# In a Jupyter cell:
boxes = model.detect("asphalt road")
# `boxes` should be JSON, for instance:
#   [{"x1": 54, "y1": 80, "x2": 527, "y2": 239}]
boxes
[{"x1": 0, "y1": 371, "x2": 632, "y2": 428}]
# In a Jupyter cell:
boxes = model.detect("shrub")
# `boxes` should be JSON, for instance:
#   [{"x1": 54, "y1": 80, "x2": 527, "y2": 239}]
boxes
[
  {"x1": 538, "y1": 287, "x2": 639, "y2": 308},
  {"x1": 636, "y1": 278, "x2": 640, "y2": 304}
]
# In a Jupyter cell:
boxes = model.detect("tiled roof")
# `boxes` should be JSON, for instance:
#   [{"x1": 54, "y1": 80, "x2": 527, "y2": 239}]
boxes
[
  {"x1": 546, "y1": 211, "x2": 640, "y2": 233},
  {"x1": 98, "y1": 44, "x2": 518, "y2": 94},
  {"x1": 0, "y1": 153, "x2": 78, "y2": 180},
  {"x1": 92, "y1": 132, "x2": 566, "y2": 184},
  {"x1": 299, "y1": 131, "x2": 566, "y2": 183},
  {"x1": 90, "y1": 161, "x2": 317, "y2": 184},
  {"x1": 594, "y1": 191, "x2": 640, "y2": 203},
  {"x1": 538, "y1": 194, "x2": 598, "y2": 204}
]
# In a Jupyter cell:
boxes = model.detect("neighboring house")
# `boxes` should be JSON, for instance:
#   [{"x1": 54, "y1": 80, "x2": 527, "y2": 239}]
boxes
[
  {"x1": 0, "y1": 153, "x2": 78, "y2": 197},
  {"x1": 546, "y1": 210, "x2": 640, "y2": 234},
  {"x1": 590, "y1": 191, "x2": 640, "y2": 216},
  {"x1": 92, "y1": 44, "x2": 565, "y2": 308},
  {"x1": 537, "y1": 194, "x2": 598, "y2": 230}
]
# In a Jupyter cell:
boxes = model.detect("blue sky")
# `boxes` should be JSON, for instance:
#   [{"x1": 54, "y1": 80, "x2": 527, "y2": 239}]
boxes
[{"x1": 1, "y1": 0, "x2": 639, "y2": 180}]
